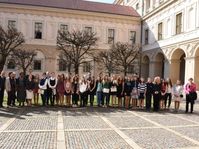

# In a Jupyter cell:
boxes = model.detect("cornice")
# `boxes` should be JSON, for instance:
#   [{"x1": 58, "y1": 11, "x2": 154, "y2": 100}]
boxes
[
  {"x1": 0, "y1": 3, "x2": 141, "y2": 24},
  {"x1": 142, "y1": 0, "x2": 178, "y2": 20}
]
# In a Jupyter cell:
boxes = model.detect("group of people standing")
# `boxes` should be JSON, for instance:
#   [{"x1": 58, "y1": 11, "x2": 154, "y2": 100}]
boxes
[{"x1": 0, "y1": 70, "x2": 197, "y2": 113}]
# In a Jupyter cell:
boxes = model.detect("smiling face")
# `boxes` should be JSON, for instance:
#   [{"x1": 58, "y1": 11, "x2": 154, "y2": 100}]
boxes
[
  {"x1": 147, "y1": 77, "x2": 152, "y2": 83},
  {"x1": 177, "y1": 80, "x2": 181, "y2": 85},
  {"x1": 189, "y1": 78, "x2": 193, "y2": 84}
]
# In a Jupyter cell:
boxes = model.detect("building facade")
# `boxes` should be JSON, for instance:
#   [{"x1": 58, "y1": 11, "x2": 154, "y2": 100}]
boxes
[
  {"x1": 0, "y1": 0, "x2": 141, "y2": 76},
  {"x1": 115, "y1": 0, "x2": 199, "y2": 88}
]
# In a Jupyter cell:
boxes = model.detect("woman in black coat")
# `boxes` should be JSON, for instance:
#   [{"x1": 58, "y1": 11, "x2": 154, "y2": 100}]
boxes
[{"x1": 153, "y1": 77, "x2": 161, "y2": 112}]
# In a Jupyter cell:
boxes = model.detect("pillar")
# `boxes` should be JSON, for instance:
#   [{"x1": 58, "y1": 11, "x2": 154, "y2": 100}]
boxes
[
  {"x1": 184, "y1": 57, "x2": 195, "y2": 84},
  {"x1": 169, "y1": 59, "x2": 181, "y2": 84}
]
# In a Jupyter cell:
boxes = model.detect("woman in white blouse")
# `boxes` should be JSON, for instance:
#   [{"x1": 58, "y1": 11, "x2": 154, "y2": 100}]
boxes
[
  {"x1": 79, "y1": 76, "x2": 88, "y2": 107},
  {"x1": 172, "y1": 80, "x2": 183, "y2": 112}
]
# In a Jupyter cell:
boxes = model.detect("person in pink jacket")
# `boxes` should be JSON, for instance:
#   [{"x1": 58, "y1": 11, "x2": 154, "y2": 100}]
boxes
[{"x1": 184, "y1": 78, "x2": 197, "y2": 113}]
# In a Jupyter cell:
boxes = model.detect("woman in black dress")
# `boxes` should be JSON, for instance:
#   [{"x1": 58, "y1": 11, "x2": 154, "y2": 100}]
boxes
[
  {"x1": 89, "y1": 76, "x2": 96, "y2": 107},
  {"x1": 153, "y1": 76, "x2": 161, "y2": 112},
  {"x1": 117, "y1": 76, "x2": 124, "y2": 108},
  {"x1": 16, "y1": 72, "x2": 26, "y2": 107},
  {"x1": 71, "y1": 75, "x2": 79, "y2": 107},
  {"x1": 146, "y1": 77, "x2": 154, "y2": 111}
]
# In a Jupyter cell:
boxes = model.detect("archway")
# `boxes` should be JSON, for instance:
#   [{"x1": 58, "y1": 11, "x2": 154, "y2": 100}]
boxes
[
  {"x1": 194, "y1": 47, "x2": 199, "y2": 89},
  {"x1": 141, "y1": 55, "x2": 149, "y2": 80},
  {"x1": 154, "y1": 53, "x2": 165, "y2": 78},
  {"x1": 170, "y1": 49, "x2": 186, "y2": 84}
]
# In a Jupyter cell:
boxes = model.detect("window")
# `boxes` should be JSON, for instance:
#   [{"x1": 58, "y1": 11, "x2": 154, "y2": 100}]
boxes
[
  {"x1": 136, "y1": 3, "x2": 139, "y2": 10},
  {"x1": 8, "y1": 20, "x2": 16, "y2": 29},
  {"x1": 146, "y1": 0, "x2": 151, "y2": 12},
  {"x1": 130, "y1": 31, "x2": 136, "y2": 44},
  {"x1": 127, "y1": 65, "x2": 134, "y2": 73},
  {"x1": 58, "y1": 59, "x2": 67, "y2": 71},
  {"x1": 145, "y1": 29, "x2": 149, "y2": 44},
  {"x1": 7, "y1": 59, "x2": 15, "y2": 69},
  {"x1": 60, "y1": 24, "x2": 68, "y2": 33},
  {"x1": 188, "y1": 8, "x2": 195, "y2": 29},
  {"x1": 158, "y1": 22, "x2": 163, "y2": 40},
  {"x1": 33, "y1": 60, "x2": 42, "y2": 70},
  {"x1": 85, "y1": 27, "x2": 92, "y2": 34},
  {"x1": 34, "y1": 22, "x2": 43, "y2": 39},
  {"x1": 108, "y1": 29, "x2": 115, "y2": 44},
  {"x1": 176, "y1": 13, "x2": 182, "y2": 34},
  {"x1": 83, "y1": 62, "x2": 91, "y2": 73}
]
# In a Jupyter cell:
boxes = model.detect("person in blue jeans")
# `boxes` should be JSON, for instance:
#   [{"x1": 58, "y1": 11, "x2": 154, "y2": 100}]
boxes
[{"x1": 102, "y1": 75, "x2": 111, "y2": 107}]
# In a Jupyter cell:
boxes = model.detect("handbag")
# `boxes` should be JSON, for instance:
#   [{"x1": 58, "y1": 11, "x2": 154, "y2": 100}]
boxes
[
  {"x1": 189, "y1": 92, "x2": 197, "y2": 100},
  {"x1": 103, "y1": 88, "x2": 110, "y2": 93}
]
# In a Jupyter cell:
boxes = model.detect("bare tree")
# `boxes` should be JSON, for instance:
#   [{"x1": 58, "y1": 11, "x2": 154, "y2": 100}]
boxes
[
  {"x1": 11, "y1": 49, "x2": 36, "y2": 75},
  {"x1": 57, "y1": 30, "x2": 98, "y2": 74},
  {"x1": 94, "y1": 51, "x2": 115, "y2": 76},
  {"x1": 0, "y1": 25, "x2": 25, "y2": 71},
  {"x1": 111, "y1": 42, "x2": 139, "y2": 76}
]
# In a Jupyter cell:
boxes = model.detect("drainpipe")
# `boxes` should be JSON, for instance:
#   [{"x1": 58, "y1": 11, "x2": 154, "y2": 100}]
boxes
[{"x1": 139, "y1": 0, "x2": 144, "y2": 78}]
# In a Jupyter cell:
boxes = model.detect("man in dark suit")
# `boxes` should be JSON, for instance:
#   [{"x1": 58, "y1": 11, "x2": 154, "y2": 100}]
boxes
[{"x1": 0, "y1": 71, "x2": 6, "y2": 107}]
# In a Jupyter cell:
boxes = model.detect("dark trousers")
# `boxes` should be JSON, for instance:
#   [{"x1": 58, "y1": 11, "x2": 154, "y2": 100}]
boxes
[
  {"x1": 80, "y1": 92, "x2": 87, "y2": 107},
  {"x1": 7, "y1": 91, "x2": 16, "y2": 106},
  {"x1": 165, "y1": 93, "x2": 172, "y2": 108},
  {"x1": 103, "y1": 93, "x2": 110, "y2": 106},
  {"x1": 48, "y1": 89, "x2": 55, "y2": 106},
  {"x1": 186, "y1": 94, "x2": 194, "y2": 113},
  {"x1": 153, "y1": 93, "x2": 160, "y2": 111},
  {"x1": 90, "y1": 94, "x2": 95, "y2": 106},
  {"x1": 41, "y1": 90, "x2": 47, "y2": 106},
  {"x1": 0, "y1": 90, "x2": 4, "y2": 107},
  {"x1": 72, "y1": 93, "x2": 79, "y2": 105},
  {"x1": 85, "y1": 91, "x2": 89, "y2": 106},
  {"x1": 146, "y1": 93, "x2": 152, "y2": 110}
]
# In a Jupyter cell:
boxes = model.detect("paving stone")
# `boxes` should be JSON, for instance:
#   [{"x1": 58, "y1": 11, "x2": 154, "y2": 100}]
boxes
[
  {"x1": 172, "y1": 126, "x2": 199, "y2": 141},
  {"x1": 6, "y1": 117, "x2": 57, "y2": 130},
  {"x1": 107, "y1": 116, "x2": 155, "y2": 128},
  {"x1": 0, "y1": 132, "x2": 56, "y2": 149},
  {"x1": 96, "y1": 108, "x2": 133, "y2": 117},
  {"x1": 174, "y1": 114, "x2": 199, "y2": 124},
  {"x1": 21, "y1": 107, "x2": 58, "y2": 117},
  {"x1": 122, "y1": 128, "x2": 196, "y2": 149},
  {"x1": 144, "y1": 115, "x2": 196, "y2": 126},
  {"x1": 65, "y1": 130, "x2": 132, "y2": 149},
  {"x1": 63, "y1": 117, "x2": 110, "y2": 129}
]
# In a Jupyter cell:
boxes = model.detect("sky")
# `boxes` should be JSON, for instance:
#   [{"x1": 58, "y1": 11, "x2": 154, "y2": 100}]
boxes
[{"x1": 86, "y1": 0, "x2": 115, "y2": 4}]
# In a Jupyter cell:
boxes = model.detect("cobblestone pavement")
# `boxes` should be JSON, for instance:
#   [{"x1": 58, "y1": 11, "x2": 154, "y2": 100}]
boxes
[{"x1": 0, "y1": 101, "x2": 199, "y2": 149}]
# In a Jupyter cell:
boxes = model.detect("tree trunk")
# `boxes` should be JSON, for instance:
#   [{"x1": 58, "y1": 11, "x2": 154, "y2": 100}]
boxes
[
  {"x1": 124, "y1": 71, "x2": 127, "y2": 77},
  {"x1": 124, "y1": 67, "x2": 127, "y2": 77},
  {"x1": 74, "y1": 64, "x2": 79, "y2": 75},
  {"x1": 68, "y1": 63, "x2": 71, "y2": 74},
  {"x1": 0, "y1": 57, "x2": 6, "y2": 72},
  {"x1": 23, "y1": 68, "x2": 26, "y2": 76},
  {"x1": 108, "y1": 72, "x2": 111, "y2": 77}
]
